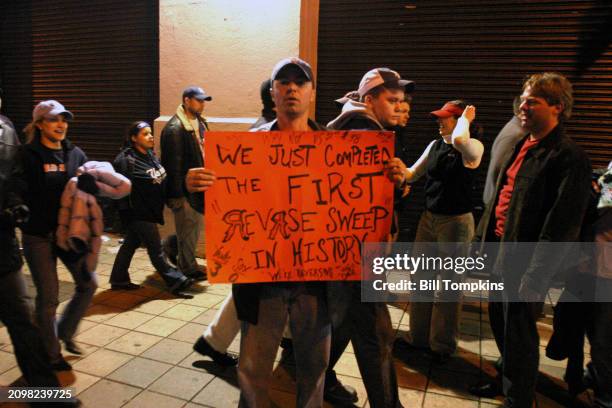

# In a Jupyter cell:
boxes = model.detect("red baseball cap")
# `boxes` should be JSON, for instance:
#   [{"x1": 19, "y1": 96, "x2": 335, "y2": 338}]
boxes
[{"x1": 430, "y1": 102, "x2": 464, "y2": 118}]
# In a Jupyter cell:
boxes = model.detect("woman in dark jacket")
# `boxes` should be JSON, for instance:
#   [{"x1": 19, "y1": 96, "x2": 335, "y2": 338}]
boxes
[
  {"x1": 20, "y1": 100, "x2": 97, "y2": 371},
  {"x1": 110, "y1": 121, "x2": 193, "y2": 295}
]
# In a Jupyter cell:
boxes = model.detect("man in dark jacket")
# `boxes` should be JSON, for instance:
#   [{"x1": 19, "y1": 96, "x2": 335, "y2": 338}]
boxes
[
  {"x1": 470, "y1": 97, "x2": 527, "y2": 399},
  {"x1": 160, "y1": 86, "x2": 211, "y2": 281},
  {"x1": 324, "y1": 67, "x2": 414, "y2": 408},
  {"x1": 0, "y1": 116, "x2": 63, "y2": 389},
  {"x1": 477, "y1": 72, "x2": 591, "y2": 408}
]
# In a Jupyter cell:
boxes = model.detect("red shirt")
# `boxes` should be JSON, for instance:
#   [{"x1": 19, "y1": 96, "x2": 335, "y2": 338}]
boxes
[{"x1": 495, "y1": 137, "x2": 540, "y2": 237}]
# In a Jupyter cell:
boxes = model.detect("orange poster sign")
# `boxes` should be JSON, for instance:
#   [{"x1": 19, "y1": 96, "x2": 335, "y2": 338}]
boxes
[{"x1": 204, "y1": 130, "x2": 395, "y2": 283}]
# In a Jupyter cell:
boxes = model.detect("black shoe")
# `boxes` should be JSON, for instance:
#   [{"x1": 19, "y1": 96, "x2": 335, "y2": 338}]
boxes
[
  {"x1": 393, "y1": 337, "x2": 430, "y2": 353},
  {"x1": 186, "y1": 269, "x2": 207, "y2": 281},
  {"x1": 469, "y1": 381, "x2": 503, "y2": 398},
  {"x1": 170, "y1": 277, "x2": 194, "y2": 293},
  {"x1": 170, "y1": 278, "x2": 195, "y2": 299},
  {"x1": 111, "y1": 282, "x2": 141, "y2": 291},
  {"x1": 51, "y1": 356, "x2": 72, "y2": 371},
  {"x1": 193, "y1": 336, "x2": 238, "y2": 367},
  {"x1": 324, "y1": 378, "x2": 358, "y2": 406},
  {"x1": 62, "y1": 339, "x2": 84, "y2": 355}
]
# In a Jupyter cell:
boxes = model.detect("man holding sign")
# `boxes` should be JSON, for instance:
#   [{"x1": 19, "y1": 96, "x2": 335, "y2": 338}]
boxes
[
  {"x1": 186, "y1": 57, "x2": 336, "y2": 407},
  {"x1": 233, "y1": 58, "x2": 333, "y2": 407},
  {"x1": 186, "y1": 58, "x2": 401, "y2": 407}
]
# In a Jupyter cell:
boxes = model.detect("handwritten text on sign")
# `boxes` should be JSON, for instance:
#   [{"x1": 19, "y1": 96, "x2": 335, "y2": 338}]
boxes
[{"x1": 205, "y1": 131, "x2": 395, "y2": 283}]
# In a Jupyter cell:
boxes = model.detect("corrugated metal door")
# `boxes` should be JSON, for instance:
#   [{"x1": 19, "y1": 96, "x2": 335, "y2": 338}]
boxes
[
  {"x1": 316, "y1": 0, "x2": 612, "y2": 239},
  {"x1": 0, "y1": 0, "x2": 159, "y2": 161}
]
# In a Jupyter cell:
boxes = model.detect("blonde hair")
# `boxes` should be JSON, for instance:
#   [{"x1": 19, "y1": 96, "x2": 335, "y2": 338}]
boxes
[{"x1": 23, "y1": 120, "x2": 41, "y2": 143}]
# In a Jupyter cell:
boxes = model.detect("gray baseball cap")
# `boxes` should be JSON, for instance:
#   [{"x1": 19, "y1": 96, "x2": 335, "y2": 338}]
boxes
[
  {"x1": 358, "y1": 68, "x2": 415, "y2": 97},
  {"x1": 271, "y1": 57, "x2": 314, "y2": 85},
  {"x1": 32, "y1": 100, "x2": 74, "y2": 121}
]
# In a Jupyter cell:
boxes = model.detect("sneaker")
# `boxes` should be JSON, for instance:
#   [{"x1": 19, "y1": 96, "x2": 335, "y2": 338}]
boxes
[
  {"x1": 51, "y1": 356, "x2": 72, "y2": 371},
  {"x1": 324, "y1": 377, "x2": 358, "y2": 406},
  {"x1": 193, "y1": 336, "x2": 238, "y2": 367}
]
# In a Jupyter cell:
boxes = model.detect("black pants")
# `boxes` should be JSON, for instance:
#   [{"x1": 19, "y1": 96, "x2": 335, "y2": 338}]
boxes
[
  {"x1": 110, "y1": 220, "x2": 187, "y2": 290},
  {"x1": 327, "y1": 282, "x2": 401, "y2": 408},
  {"x1": 501, "y1": 301, "x2": 543, "y2": 408},
  {"x1": 488, "y1": 275, "x2": 505, "y2": 371},
  {"x1": 0, "y1": 268, "x2": 59, "y2": 387}
]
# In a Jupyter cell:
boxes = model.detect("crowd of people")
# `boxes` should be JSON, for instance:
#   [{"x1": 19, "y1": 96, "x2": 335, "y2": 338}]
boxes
[{"x1": 0, "y1": 56, "x2": 610, "y2": 408}]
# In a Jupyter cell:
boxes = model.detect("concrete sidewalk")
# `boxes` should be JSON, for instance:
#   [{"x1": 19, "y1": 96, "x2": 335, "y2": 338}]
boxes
[{"x1": 0, "y1": 234, "x2": 596, "y2": 407}]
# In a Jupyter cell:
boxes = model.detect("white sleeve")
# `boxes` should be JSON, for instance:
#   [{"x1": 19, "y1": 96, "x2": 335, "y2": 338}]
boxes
[
  {"x1": 406, "y1": 140, "x2": 436, "y2": 182},
  {"x1": 451, "y1": 117, "x2": 484, "y2": 169}
]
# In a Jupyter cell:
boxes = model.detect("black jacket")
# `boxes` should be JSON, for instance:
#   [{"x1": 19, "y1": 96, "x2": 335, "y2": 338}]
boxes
[
  {"x1": 0, "y1": 121, "x2": 26, "y2": 275},
  {"x1": 476, "y1": 125, "x2": 592, "y2": 294},
  {"x1": 113, "y1": 147, "x2": 167, "y2": 225},
  {"x1": 18, "y1": 137, "x2": 87, "y2": 237},
  {"x1": 160, "y1": 105, "x2": 209, "y2": 200}
]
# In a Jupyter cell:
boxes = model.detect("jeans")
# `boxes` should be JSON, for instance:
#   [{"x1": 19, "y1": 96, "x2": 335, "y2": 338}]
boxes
[
  {"x1": 238, "y1": 284, "x2": 330, "y2": 408},
  {"x1": 110, "y1": 220, "x2": 187, "y2": 290},
  {"x1": 203, "y1": 292, "x2": 240, "y2": 352},
  {"x1": 172, "y1": 197, "x2": 203, "y2": 275},
  {"x1": 327, "y1": 282, "x2": 401, "y2": 408},
  {"x1": 408, "y1": 211, "x2": 474, "y2": 354},
  {"x1": 0, "y1": 268, "x2": 59, "y2": 387},
  {"x1": 22, "y1": 233, "x2": 97, "y2": 363}
]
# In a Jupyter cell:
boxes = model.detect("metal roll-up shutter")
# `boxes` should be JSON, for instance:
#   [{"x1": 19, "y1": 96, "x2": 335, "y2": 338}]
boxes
[
  {"x1": 316, "y1": 0, "x2": 612, "y2": 240},
  {"x1": 0, "y1": 1, "x2": 33, "y2": 135},
  {"x1": 0, "y1": 0, "x2": 159, "y2": 161}
]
